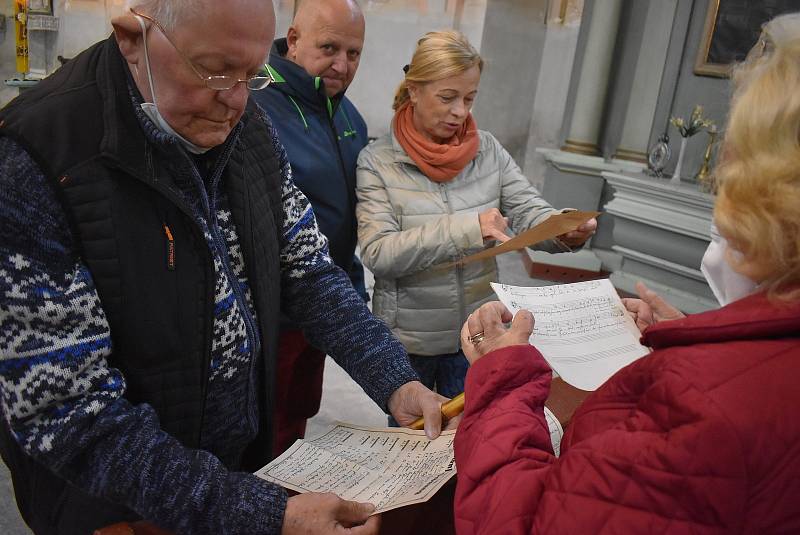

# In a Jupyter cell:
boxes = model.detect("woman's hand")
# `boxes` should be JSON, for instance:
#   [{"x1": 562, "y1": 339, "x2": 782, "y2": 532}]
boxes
[
  {"x1": 478, "y1": 208, "x2": 512, "y2": 243},
  {"x1": 460, "y1": 302, "x2": 534, "y2": 365},
  {"x1": 621, "y1": 281, "x2": 686, "y2": 332},
  {"x1": 556, "y1": 217, "x2": 597, "y2": 248}
]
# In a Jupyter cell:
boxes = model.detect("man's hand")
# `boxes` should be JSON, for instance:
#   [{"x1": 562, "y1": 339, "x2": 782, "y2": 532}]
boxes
[
  {"x1": 621, "y1": 281, "x2": 686, "y2": 333},
  {"x1": 461, "y1": 302, "x2": 534, "y2": 365},
  {"x1": 388, "y1": 381, "x2": 453, "y2": 439},
  {"x1": 556, "y1": 217, "x2": 597, "y2": 248},
  {"x1": 282, "y1": 493, "x2": 380, "y2": 535},
  {"x1": 478, "y1": 208, "x2": 512, "y2": 243}
]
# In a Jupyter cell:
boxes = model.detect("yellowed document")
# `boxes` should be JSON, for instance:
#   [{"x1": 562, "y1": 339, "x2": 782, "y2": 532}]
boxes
[
  {"x1": 254, "y1": 423, "x2": 457, "y2": 513},
  {"x1": 441, "y1": 210, "x2": 601, "y2": 268}
]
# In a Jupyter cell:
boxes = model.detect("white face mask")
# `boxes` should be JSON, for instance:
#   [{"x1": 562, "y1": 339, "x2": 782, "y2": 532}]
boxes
[
  {"x1": 701, "y1": 224, "x2": 758, "y2": 306},
  {"x1": 134, "y1": 15, "x2": 210, "y2": 154}
]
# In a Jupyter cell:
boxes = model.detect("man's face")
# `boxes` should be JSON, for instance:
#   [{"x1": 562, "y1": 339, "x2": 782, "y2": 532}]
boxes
[
  {"x1": 134, "y1": 2, "x2": 275, "y2": 149},
  {"x1": 287, "y1": 9, "x2": 365, "y2": 97}
]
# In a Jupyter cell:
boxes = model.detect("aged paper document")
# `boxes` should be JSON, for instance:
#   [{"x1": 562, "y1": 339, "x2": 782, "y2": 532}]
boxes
[
  {"x1": 440, "y1": 210, "x2": 601, "y2": 268},
  {"x1": 254, "y1": 423, "x2": 457, "y2": 513},
  {"x1": 492, "y1": 279, "x2": 650, "y2": 391}
]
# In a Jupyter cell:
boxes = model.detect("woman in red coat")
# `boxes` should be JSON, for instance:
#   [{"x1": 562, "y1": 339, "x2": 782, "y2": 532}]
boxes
[{"x1": 453, "y1": 13, "x2": 800, "y2": 534}]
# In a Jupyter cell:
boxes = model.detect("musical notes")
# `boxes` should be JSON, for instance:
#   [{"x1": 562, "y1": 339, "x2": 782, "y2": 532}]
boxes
[
  {"x1": 255, "y1": 423, "x2": 457, "y2": 514},
  {"x1": 491, "y1": 280, "x2": 650, "y2": 390}
]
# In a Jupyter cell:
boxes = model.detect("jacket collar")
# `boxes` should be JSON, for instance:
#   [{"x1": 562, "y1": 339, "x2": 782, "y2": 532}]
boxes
[
  {"x1": 643, "y1": 290, "x2": 800, "y2": 349},
  {"x1": 389, "y1": 123, "x2": 417, "y2": 166},
  {"x1": 97, "y1": 35, "x2": 150, "y2": 180},
  {"x1": 266, "y1": 38, "x2": 345, "y2": 116}
]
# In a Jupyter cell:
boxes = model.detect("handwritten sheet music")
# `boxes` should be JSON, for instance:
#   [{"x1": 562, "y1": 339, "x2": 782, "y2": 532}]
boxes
[
  {"x1": 543, "y1": 406, "x2": 564, "y2": 457},
  {"x1": 491, "y1": 280, "x2": 650, "y2": 390},
  {"x1": 255, "y1": 423, "x2": 456, "y2": 514}
]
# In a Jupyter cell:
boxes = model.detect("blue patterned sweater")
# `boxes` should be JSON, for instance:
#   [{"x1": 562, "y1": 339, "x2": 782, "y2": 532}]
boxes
[{"x1": 0, "y1": 103, "x2": 418, "y2": 533}]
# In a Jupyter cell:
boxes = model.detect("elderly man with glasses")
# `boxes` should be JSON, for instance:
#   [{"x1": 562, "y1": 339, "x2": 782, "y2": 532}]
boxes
[{"x1": 0, "y1": 1, "x2": 447, "y2": 534}]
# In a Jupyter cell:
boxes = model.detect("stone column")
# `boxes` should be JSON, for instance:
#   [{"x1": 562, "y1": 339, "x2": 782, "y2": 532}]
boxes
[
  {"x1": 613, "y1": 0, "x2": 679, "y2": 163},
  {"x1": 561, "y1": 0, "x2": 623, "y2": 156}
]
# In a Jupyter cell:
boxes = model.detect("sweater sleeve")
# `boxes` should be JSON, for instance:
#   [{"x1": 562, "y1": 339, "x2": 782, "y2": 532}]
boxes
[
  {"x1": 0, "y1": 136, "x2": 287, "y2": 534},
  {"x1": 267, "y1": 126, "x2": 419, "y2": 411},
  {"x1": 454, "y1": 345, "x2": 747, "y2": 535}
]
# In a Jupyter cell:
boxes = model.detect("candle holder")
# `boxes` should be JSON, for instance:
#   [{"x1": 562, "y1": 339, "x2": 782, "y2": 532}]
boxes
[{"x1": 695, "y1": 125, "x2": 718, "y2": 192}]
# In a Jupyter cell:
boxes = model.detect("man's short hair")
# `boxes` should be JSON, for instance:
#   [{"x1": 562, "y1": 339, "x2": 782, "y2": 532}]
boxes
[{"x1": 127, "y1": 0, "x2": 203, "y2": 30}]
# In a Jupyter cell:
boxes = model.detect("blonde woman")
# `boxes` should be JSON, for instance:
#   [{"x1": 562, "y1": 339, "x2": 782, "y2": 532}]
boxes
[
  {"x1": 453, "y1": 13, "x2": 800, "y2": 533},
  {"x1": 356, "y1": 31, "x2": 596, "y2": 400}
]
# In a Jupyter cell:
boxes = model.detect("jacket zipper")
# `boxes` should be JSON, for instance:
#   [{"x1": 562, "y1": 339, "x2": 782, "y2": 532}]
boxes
[
  {"x1": 439, "y1": 183, "x2": 467, "y2": 335},
  {"x1": 120, "y1": 143, "x2": 217, "y2": 446}
]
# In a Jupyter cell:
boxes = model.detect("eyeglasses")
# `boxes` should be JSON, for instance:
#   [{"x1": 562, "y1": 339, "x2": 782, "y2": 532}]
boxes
[{"x1": 130, "y1": 8, "x2": 274, "y2": 91}]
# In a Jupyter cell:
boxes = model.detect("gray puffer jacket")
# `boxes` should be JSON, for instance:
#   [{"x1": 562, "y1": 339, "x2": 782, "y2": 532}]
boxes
[{"x1": 356, "y1": 129, "x2": 564, "y2": 356}]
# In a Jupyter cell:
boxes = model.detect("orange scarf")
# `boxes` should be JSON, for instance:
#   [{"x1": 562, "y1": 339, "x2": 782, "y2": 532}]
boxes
[{"x1": 393, "y1": 102, "x2": 479, "y2": 183}]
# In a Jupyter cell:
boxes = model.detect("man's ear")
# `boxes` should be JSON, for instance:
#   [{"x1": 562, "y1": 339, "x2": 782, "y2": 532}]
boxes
[
  {"x1": 111, "y1": 13, "x2": 145, "y2": 66},
  {"x1": 286, "y1": 25, "x2": 299, "y2": 60}
]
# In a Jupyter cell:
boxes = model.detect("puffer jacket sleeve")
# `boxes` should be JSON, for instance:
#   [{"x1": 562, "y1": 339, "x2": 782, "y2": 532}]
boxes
[
  {"x1": 489, "y1": 134, "x2": 568, "y2": 254},
  {"x1": 455, "y1": 345, "x2": 747, "y2": 535},
  {"x1": 356, "y1": 155, "x2": 483, "y2": 280}
]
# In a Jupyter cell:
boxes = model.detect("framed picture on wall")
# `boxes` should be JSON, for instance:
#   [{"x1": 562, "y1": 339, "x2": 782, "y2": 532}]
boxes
[{"x1": 694, "y1": 0, "x2": 798, "y2": 78}]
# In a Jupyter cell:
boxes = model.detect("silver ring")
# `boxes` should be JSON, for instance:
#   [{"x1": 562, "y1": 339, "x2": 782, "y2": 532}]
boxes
[{"x1": 468, "y1": 331, "x2": 485, "y2": 346}]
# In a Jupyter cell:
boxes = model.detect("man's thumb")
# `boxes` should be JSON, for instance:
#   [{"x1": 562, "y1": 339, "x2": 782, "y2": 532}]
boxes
[{"x1": 338, "y1": 500, "x2": 376, "y2": 524}]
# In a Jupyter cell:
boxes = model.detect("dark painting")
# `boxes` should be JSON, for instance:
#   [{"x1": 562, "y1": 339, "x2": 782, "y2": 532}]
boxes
[{"x1": 695, "y1": 0, "x2": 799, "y2": 77}]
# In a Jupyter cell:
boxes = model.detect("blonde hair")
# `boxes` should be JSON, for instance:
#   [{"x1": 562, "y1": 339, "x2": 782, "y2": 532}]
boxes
[
  {"x1": 393, "y1": 30, "x2": 483, "y2": 111},
  {"x1": 713, "y1": 13, "x2": 800, "y2": 300}
]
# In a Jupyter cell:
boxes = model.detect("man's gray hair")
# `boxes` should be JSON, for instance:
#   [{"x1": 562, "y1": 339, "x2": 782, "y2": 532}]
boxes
[{"x1": 127, "y1": 0, "x2": 200, "y2": 30}]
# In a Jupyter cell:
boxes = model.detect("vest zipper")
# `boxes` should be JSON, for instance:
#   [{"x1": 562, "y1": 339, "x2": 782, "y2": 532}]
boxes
[{"x1": 184, "y1": 135, "x2": 262, "y2": 439}]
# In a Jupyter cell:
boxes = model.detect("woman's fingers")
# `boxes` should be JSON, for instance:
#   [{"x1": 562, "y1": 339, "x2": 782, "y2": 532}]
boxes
[
  {"x1": 479, "y1": 209, "x2": 512, "y2": 242},
  {"x1": 635, "y1": 282, "x2": 684, "y2": 321},
  {"x1": 462, "y1": 303, "x2": 532, "y2": 364},
  {"x1": 477, "y1": 302, "x2": 509, "y2": 338},
  {"x1": 508, "y1": 309, "x2": 534, "y2": 344}
]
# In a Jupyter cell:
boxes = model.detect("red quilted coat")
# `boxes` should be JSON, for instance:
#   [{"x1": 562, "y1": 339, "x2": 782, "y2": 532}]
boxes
[{"x1": 454, "y1": 291, "x2": 800, "y2": 534}]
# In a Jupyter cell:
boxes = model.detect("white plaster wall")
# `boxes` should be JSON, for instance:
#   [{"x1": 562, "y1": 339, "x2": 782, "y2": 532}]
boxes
[
  {"x1": 521, "y1": 18, "x2": 581, "y2": 190},
  {"x1": 3, "y1": 0, "x2": 487, "y2": 135}
]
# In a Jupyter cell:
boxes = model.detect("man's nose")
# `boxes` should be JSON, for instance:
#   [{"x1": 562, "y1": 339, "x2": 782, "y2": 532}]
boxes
[
  {"x1": 216, "y1": 81, "x2": 250, "y2": 109},
  {"x1": 330, "y1": 53, "x2": 347, "y2": 74}
]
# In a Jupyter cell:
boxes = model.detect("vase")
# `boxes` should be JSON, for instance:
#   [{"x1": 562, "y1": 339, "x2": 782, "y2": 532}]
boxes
[{"x1": 670, "y1": 137, "x2": 688, "y2": 187}]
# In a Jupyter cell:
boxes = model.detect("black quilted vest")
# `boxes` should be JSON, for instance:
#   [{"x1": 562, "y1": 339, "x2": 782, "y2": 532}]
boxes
[{"x1": 0, "y1": 36, "x2": 283, "y2": 532}]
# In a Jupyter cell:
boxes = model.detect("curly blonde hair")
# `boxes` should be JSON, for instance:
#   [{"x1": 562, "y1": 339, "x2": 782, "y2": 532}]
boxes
[
  {"x1": 393, "y1": 30, "x2": 483, "y2": 111},
  {"x1": 713, "y1": 13, "x2": 800, "y2": 300}
]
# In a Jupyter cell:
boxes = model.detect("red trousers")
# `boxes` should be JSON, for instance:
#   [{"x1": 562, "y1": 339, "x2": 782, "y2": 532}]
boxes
[{"x1": 273, "y1": 330, "x2": 326, "y2": 455}]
